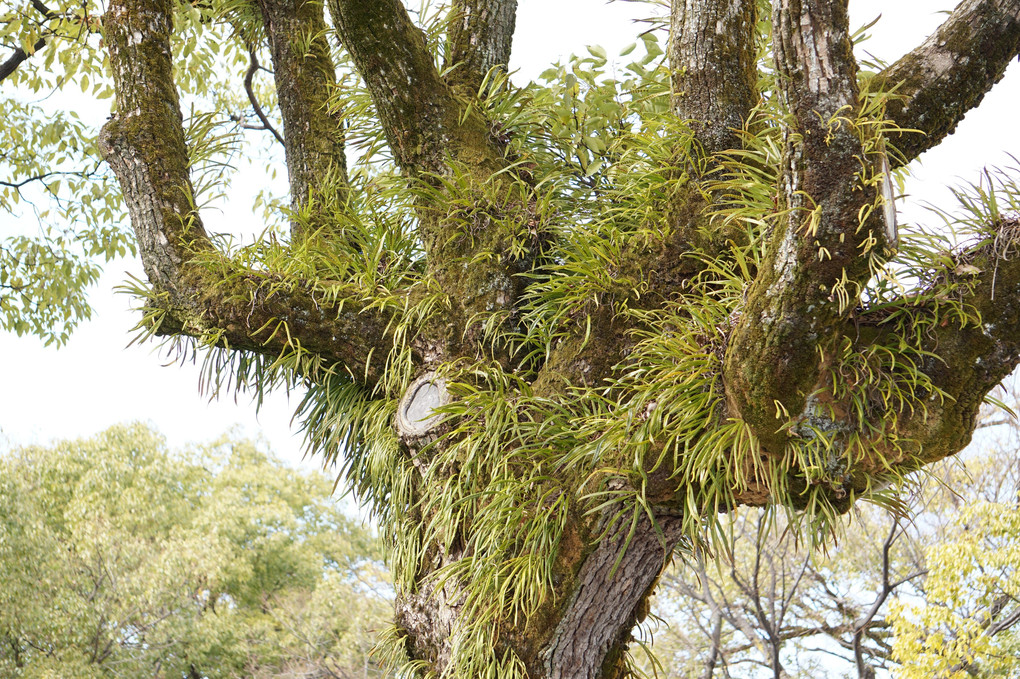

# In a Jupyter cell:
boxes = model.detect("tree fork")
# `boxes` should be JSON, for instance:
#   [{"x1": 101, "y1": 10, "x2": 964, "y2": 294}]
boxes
[{"x1": 100, "y1": 0, "x2": 396, "y2": 387}]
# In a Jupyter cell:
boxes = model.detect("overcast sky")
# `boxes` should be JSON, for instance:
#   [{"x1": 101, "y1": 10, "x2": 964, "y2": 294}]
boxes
[{"x1": 1, "y1": 0, "x2": 1018, "y2": 474}]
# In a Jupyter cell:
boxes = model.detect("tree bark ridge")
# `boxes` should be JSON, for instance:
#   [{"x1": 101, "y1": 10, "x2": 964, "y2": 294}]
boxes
[
  {"x1": 542, "y1": 510, "x2": 684, "y2": 679},
  {"x1": 445, "y1": 0, "x2": 517, "y2": 95}
]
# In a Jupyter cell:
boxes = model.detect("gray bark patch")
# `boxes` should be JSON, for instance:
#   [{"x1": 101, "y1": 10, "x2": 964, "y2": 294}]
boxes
[{"x1": 397, "y1": 372, "x2": 451, "y2": 437}]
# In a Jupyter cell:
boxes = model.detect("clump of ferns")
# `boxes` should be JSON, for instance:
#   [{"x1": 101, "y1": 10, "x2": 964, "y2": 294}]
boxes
[
  {"x1": 859, "y1": 165, "x2": 1020, "y2": 340},
  {"x1": 377, "y1": 365, "x2": 582, "y2": 678}
]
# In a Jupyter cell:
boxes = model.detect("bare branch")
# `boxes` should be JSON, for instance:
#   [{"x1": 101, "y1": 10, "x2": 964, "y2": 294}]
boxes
[
  {"x1": 852, "y1": 520, "x2": 899, "y2": 678},
  {"x1": 242, "y1": 48, "x2": 284, "y2": 146},
  {"x1": 876, "y1": 0, "x2": 1020, "y2": 165}
]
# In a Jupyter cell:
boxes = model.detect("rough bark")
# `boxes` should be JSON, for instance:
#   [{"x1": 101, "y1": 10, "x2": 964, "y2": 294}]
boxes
[
  {"x1": 254, "y1": 0, "x2": 349, "y2": 238},
  {"x1": 858, "y1": 218, "x2": 1020, "y2": 473},
  {"x1": 541, "y1": 511, "x2": 684, "y2": 679},
  {"x1": 445, "y1": 0, "x2": 517, "y2": 95},
  {"x1": 327, "y1": 0, "x2": 532, "y2": 363},
  {"x1": 327, "y1": 0, "x2": 502, "y2": 177},
  {"x1": 670, "y1": 0, "x2": 759, "y2": 158},
  {"x1": 876, "y1": 0, "x2": 1020, "y2": 165},
  {"x1": 724, "y1": 0, "x2": 879, "y2": 453}
]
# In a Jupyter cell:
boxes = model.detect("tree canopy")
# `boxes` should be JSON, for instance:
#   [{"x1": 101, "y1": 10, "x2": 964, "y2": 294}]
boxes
[
  {"x1": 0, "y1": 424, "x2": 391, "y2": 678},
  {"x1": 4, "y1": 0, "x2": 1020, "y2": 677}
]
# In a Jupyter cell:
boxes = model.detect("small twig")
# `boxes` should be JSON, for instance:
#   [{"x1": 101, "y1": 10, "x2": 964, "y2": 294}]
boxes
[
  {"x1": 0, "y1": 169, "x2": 84, "y2": 194},
  {"x1": 244, "y1": 48, "x2": 285, "y2": 146}
]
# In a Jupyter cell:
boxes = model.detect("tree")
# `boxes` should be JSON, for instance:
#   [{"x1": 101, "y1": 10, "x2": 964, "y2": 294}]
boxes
[
  {"x1": 889, "y1": 410, "x2": 1020, "y2": 679},
  {"x1": 641, "y1": 403, "x2": 1020, "y2": 679},
  {"x1": 0, "y1": 424, "x2": 392, "y2": 678},
  {"x1": 20, "y1": 0, "x2": 1020, "y2": 677},
  {"x1": 0, "y1": 0, "x2": 133, "y2": 344}
]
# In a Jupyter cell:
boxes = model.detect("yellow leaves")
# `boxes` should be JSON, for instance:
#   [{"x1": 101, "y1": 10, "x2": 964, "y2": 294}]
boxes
[{"x1": 891, "y1": 499, "x2": 1020, "y2": 678}]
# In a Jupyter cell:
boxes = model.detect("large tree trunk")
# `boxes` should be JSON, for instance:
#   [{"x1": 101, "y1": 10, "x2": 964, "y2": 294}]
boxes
[{"x1": 98, "y1": 0, "x2": 1020, "y2": 676}]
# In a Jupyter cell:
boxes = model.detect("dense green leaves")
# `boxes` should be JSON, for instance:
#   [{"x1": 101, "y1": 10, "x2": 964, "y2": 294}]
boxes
[{"x1": 0, "y1": 424, "x2": 391, "y2": 678}]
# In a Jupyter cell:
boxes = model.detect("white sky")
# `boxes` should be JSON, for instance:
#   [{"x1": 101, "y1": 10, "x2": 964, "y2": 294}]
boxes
[{"x1": 1, "y1": 0, "x2": 1018, "y2": 474}]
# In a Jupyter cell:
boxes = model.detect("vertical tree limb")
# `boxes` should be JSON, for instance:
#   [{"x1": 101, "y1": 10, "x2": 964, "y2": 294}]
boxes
[
  {"x1": 100, "y1": 0, "x2": 398, "y2": 386},
  {"x1": 724, "y1": 0, "x2": 879, "y2": 452},
  {"x1": 100, "y1": 0, "x2": 210, "y2": 298},
  {"x1": 327, "y1": 0, "x2": 501, "y2": 176},
  {"x1": 254, "y1": 0, "x2": 349, "y2": 239},
  {"x1": 445, "y1": 0, "x2": 517, "y2": 96},
  {"x1": 670, "y1": 0, "x2": 759, "y2": 158}
]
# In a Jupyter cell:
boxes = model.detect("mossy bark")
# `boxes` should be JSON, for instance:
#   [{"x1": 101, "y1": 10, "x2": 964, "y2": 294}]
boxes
[
  {"x1": 875, "y1": 0, "x2": 1020, "y2": 165},
  {"x1": 670, "y1": 0, "x2": 758, "y2": 158},
  {"x1": 445, "y1": 0, "x2": 517, "y2": 96},
  {"x1": 724, "y1": 0, "x2": 881, "y2": 454},
  {"x1": 100, "y1": 0, "x2": 1020, "y2": 677},
  {"x1": 254, "y1": 0, "x2": 349, "y2": 239},
  {"x1": 100, "y1": 0, "x2": 396, "y2": 387}
]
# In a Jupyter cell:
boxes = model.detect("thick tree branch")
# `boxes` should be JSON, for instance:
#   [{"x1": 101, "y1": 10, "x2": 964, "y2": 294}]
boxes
[
  {"x1": 444, "y1": 0, "x2": 517, "y2": 96},
  {"x1": 99, "y1": 0, "x2": 395, "y2": 387},
  {"x1": 875, "y1": 0, "x2": 1020, "y2": 165},
  {"x1": 540, "y1": 510, "x2": 684, "y2": 679},
  {"x1": 724, "y1": 0, "x2": 881, "y2": 453},
  {"x1": 0, "y1": 36, "x2": 45, "y2": 82},
  {"x1": 328, "y1": 0, "x2": 539, "y2": 365},
  {"x1": 670, "y1": 0, "x2": 759, "y2": 158},
  {"x1": 254, "y1": 0, "x2": 348, "y2": 239},
  {"x1": 327, "y1": 0, "x2": 501, "y2": 176},
  {"x1": 861, "y1": 217, "x2": 1020, "y2": 472}
]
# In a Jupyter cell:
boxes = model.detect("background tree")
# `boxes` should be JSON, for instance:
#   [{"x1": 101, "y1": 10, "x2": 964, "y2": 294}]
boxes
[
  {"x1": 1, "y1": 0, "x2": 130, "y2": 343},
  {"x1": 28, "y1": 0, "x2": 1020, "y2": 677},
  {"x1": 642, "y1": 401, "x2": 1020, "y2": 679},
  {"x1": 889, "y1": 407, "x2": 1020, "y2": 679},
  {"x1": 0, "y1": 424, "x2": 391, "y2": 678}
]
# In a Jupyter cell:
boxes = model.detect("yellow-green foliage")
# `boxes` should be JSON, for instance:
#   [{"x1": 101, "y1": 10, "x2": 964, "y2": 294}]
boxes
[
  {"x1": 891, "y1": 499, "x2": 1020, "y2": 678},
  {"x1": 0, "y1": 423, "x2": 392, "y2": 678}
]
